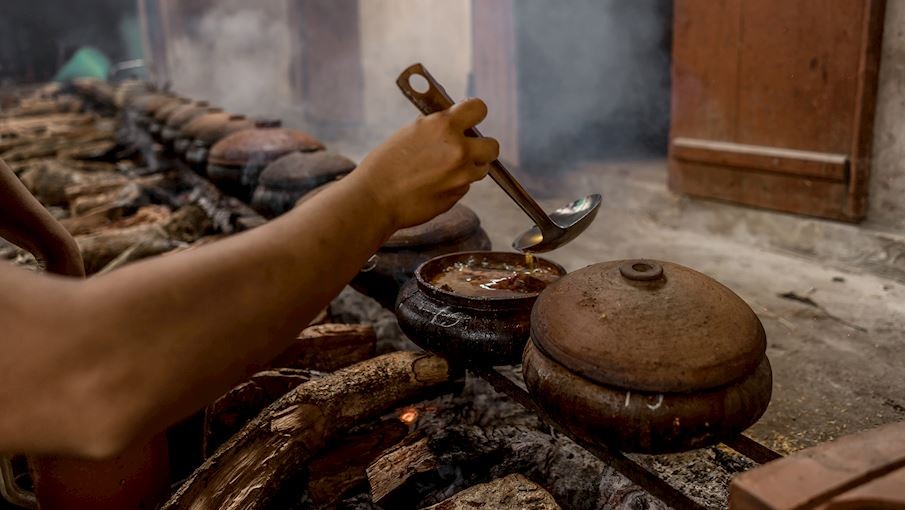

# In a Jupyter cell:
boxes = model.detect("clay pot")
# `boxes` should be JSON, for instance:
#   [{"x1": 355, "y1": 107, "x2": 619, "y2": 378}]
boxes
[
  {"x1": 396, "y1": 251, "x2": 565, "y2": 365},
  {"x1": 523, "y1": 342, "x2": 772, "y2": 453},
  {"x1": 250, "y1": 151, "x2": 356, "y2": 217},
  {"x1": 184, "y1": 118, "x2": 276, "y2": 174},
  {"x1": 207, "y1": 128, "x2": 325, "y2": 201},
  {"x1": 173, "y1": 110, "x2": 234, "y2": 156},
  {"x1": 150, "y1": 97, "x2": 190, "y2": 137},
  {"x1": 351, "y1": 205, "x2": 492, "y2": 310},
  {"x1": 160, "y1": 101, "x2": 214, "y2": 146},
  {"x1": 523, "y1": 259, "x2": 772, "y2": 453}
]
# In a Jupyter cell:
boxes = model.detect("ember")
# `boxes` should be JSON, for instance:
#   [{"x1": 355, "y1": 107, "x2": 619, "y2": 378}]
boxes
[{"x1": 398, "y1": 406, "x2": 419, "y2": 425}]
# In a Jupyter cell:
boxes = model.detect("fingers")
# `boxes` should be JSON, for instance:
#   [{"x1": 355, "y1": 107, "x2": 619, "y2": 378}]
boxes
[
  {"x1": 447, "y1": 98, "x2": 488, "y2": 130},
  {"x1": 466, "y1": 137, "x2": 500, "y2": 166}
]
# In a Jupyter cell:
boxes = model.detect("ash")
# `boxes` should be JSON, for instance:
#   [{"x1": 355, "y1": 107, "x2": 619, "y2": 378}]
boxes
[{"x1": 325, "y1": 287, "x2": 755, "y2": 509}]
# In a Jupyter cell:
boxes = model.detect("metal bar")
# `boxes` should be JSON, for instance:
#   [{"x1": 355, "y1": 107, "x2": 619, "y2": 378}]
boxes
[
  {"x1": 722, "y1": 434, "x2": 783, "y2": 465},
  {"x1": 472, "y1": 367, "x2": 709, "y2": 510}
]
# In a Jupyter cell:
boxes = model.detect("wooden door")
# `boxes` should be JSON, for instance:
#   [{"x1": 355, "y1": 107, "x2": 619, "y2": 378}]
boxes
[{"x1": 669, "y1": 0, "x2": 886, "y2": 221}]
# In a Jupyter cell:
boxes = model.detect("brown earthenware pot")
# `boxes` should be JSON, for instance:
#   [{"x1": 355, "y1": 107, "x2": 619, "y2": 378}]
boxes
[
  {"x1": 352, "y1": 205, "x2": 492, "y2": 310},
  {"x1": 207, "y1": 128, "x2": 324, "y2": 201},
  {"x1": 150, "y1": 97, "x2": 190, "y2": 137},
  {"x1": 250, "y1": 151, "x2": 357, "y2": 217},
  {"x1": 523, "y1": 259, "x2": 772, "y2": 453},
  {"x1": 174, "y1": 111, "x2": 233, "y2": 156},
  {"x1": 160, "y1": 101, "x2": 213, "y2": 145},
  {"x1": 396, "y1": 251, "x2": 564, "y2": 365},
  {"x1": 184, "y1": 118, "x2": 279, "y2": 175}
]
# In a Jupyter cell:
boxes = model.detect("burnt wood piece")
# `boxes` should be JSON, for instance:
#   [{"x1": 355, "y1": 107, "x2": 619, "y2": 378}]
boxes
[
  {"x1": 729, "y1": 421, "x2": 905, "y2": 510},
  {"x1": 367, "y1": 435, "x2": 437, "y2": 505},
  {"x1": 161, "y1": 352, "x2": 451, "y2": 510},
  {"x1": 175, "y1": 164, "x2": 267, "y2": 234},
  {"x1": 203, "y1": 368, "x2": 313, "y2": 457},
  {"x1": 669, "y1": 0, "x2": 886, "y2": 221},
  {"x1": 271, "y1": 323, "x2": 377, "y2": 372},
  {"x1": 306, "y1": 417, "x2": 408, "y2": 507},
  {"x1": 75, "y1": 204, "x2": 211, "y2": 274},
  {"x1": 420, "y1": 473, "x2": 560, "y2": 510}
]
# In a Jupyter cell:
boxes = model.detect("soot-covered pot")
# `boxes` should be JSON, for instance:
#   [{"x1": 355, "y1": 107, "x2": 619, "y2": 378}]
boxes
[
  {"x1": 160, "y1": 101, "x2": 213, "y2": 146},
  {"x1": 523, "y1": 259, "x2": 772, "y2": 453},
  {"x1": 173, "y1": 110, "x2": 234, "y2": 156},
  {"x1": 351, "y1": 204, "x2": 492, "y2": 309},
  {"x1": 150, "y1": 97, "x2": 190, "y2": 138},
  {"x1": 250, "y1": 151, "x2": 357, "y2": 217},
  {"x1": 397, "y1": 251, "x2": 565, "y2": 365},
  {"x1": 185, "y1": 117, "x2": 272, "y2": 174},
  {"x1": 207, "y1": 128, "x2": 325, "y2": 201}
]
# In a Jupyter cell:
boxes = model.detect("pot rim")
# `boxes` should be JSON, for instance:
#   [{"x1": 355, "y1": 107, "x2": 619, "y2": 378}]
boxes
[{"x1": 413, "y1": 251, "x2": 566, "y2": 307}]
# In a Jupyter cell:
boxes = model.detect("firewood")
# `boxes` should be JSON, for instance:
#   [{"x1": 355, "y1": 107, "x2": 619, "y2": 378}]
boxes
[
  {"x1": 18, "y1": 160, "x2": 117, "y2": 206},
  {"x1": 62, "y1": 204, "x2": 171, "y2": 237},
  {"x1": 420, "y1": 473, "x2": 561, "y2": 510},
  {"x1": 203, "y1": 368, "x2": 313, "y2": 457},
  {"x1": 367, "y1": 435, "x2": 439, "y2": 504},
  {"x1": 306, "y1": 417, "x2": 408, "y2": 507},
  {"x1": 270, "y1": 323, "x2": 377, "y2": 372},
  {"x1": 162, "y1": 351, "x2": 451, "y2": 510},
  {"x1": 76, "y1": 204, "x2": 211, "y2": 274},
  {"x1": 366, "y1": 421, "x2": 661, "y2": 510}
]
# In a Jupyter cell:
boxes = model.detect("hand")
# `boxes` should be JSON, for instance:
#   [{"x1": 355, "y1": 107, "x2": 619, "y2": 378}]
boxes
[{"x1": 351, "y1": 98, "x2": 500, "y2": 230}]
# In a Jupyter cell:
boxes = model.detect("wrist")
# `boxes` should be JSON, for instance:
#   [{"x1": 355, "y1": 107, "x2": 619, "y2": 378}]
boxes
[{"x1": 342, "y1": 166, "x2": 401, "y2": 234}]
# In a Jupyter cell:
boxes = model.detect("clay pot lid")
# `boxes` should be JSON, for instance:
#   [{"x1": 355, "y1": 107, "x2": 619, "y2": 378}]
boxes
[
  {"x1": 180, "y1": 111, "x2": 235, "y2": 139},
  {"x1": 258, "y1": 151, "x2": 356, "y2": 190},
  {"x1": 385, "y1": 204, "x2": 482, "y2": 249},
  {"x1": 165, "y1": 101, "x2": 213, "y2": 129},
  {"x1": 195, "y1": 115, "x2": 264, "y2": 145},
  {"x1": 141, "y1": 93, "x2": 177, "y2": 115},
  {"x1": 530, "y1": 259, "x2": 766, "y2": 393},
  {"x1": 207, "y1": 128, "x2": 325, "y2": 167},
  {"x1": 151, "y1": 96, "x2": 191, "y2": 122},
  {"x1": 128, "y1": 91, "x2": 163, "y2": 112}
]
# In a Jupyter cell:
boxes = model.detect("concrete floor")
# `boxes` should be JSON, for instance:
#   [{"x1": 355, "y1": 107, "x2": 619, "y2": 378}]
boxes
[{"x1": 460, "y1": 160, "x2": 905, "y2": 454}]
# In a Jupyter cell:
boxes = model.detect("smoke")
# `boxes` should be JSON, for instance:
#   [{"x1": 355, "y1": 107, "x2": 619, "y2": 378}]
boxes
[
  {"x1": 157, "y1": 1, "x2": 671, "y2": 170},
  {"x1": 166, "y1": 1, "x2": 293, "y2": 121}
]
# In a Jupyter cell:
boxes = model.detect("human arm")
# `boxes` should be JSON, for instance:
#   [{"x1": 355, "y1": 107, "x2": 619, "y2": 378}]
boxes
[
  {"x1": 0, "y1": 160, "x2": 85, "y2": 276},
  {"x1": 0, "y1": 99, "x2": 498, "y2": 458}
]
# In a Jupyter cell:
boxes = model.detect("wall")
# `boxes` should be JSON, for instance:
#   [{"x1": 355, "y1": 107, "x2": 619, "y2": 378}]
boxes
[
  {"x1": 869, "y1": 0, "x2": 905, "y2": 233},
  {"x1": 357, "y1": 0, "x2": 472, "y2": 142}
]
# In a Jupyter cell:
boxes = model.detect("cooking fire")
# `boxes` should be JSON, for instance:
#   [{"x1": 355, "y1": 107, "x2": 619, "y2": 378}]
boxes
[{"x1": 1, "y1": 2, "x2": 904, "y2": 510}]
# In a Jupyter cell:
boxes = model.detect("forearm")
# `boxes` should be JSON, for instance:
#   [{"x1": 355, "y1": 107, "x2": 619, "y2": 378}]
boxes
[
  {"x1": 74, "y1": 172, "x2": 395, "y2": 448},
  {"x1": 0, "y1": 172, "x2": 394, "y2": 456},
  {"x1": 0, "y1": 160, "x2": 84, "y2": 276}
]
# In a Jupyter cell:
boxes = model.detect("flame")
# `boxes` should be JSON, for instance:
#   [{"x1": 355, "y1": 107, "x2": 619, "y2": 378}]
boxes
[{"x1": 398, "y1": 406, "x2": 419, "y2": 425}]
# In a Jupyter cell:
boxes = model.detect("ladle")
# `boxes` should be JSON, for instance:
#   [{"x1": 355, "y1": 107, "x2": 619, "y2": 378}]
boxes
[{"x1": 397, "y1": 63, "x2": 601, "y2": 253}]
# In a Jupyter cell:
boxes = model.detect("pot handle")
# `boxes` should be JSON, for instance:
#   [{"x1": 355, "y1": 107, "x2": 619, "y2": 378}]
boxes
[{"x1": 0, "y1": 456, "x2": 36, "y2": 508}]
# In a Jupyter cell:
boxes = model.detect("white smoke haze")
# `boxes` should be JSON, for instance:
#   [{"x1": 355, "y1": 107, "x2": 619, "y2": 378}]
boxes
[
  {"x1": 158, "y1": 1, "x2": 670, "y2": 167},
  {"x1": 166, "y1": 0, "x2": 293, "y2": 121}
]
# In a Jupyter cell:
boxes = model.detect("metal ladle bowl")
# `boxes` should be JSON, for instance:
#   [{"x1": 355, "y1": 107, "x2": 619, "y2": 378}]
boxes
[{"x1": 397, "y1": 63, "x2": 601, "y2": 253}]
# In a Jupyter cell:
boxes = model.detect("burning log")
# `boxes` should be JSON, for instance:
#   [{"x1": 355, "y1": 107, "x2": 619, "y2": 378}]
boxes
[
  {"x1": 306, "y1": 417, "x2": 409, "y2": 507},
  {"x1": 270, "y1": 323, "x2": 377, "y2": 372},
  {"x1": 162, "y1": 352, "x2": 451, "y2": 510},
  {"x1": 421, "y1": 473, "x2": 560, "y2": 510},
  {"x1": 203, "y1": 368, "x2": 313, "y2": 457},
  {"x1": 76, "y1": 204, "x2": 211, "y2": 274}
]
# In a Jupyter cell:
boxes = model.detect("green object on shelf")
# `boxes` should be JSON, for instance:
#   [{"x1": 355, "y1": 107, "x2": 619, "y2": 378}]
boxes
[{"x1": 53, "y1": 46, "x2": 111, "y2": 82}]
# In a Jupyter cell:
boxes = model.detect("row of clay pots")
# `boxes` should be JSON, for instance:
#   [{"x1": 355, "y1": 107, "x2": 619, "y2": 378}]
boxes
[{"x1": 72, "y1": 80, "x2": 494, "y2": 312}]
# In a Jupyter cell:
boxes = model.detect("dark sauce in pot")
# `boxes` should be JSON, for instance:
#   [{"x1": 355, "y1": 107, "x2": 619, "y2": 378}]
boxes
[{"x1": 431, "y1": 256, "x2": 561, "y2": 298}]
